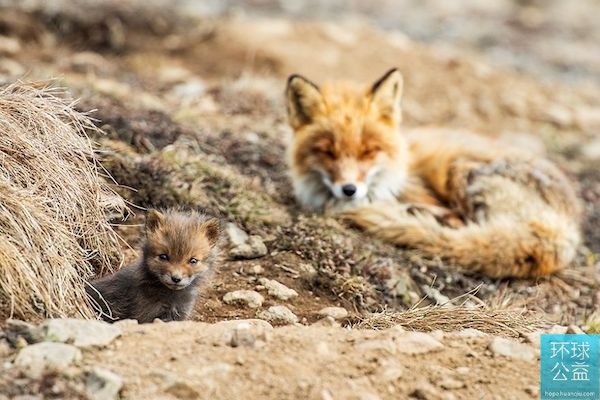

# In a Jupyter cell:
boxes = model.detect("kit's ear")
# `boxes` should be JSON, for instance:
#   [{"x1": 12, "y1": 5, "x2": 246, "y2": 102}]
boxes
[
  {"x1": 286, "y1": 74, "x2": 326, "y2": 130},
  {"x1": 370, "y1": 68, "x2": 403, "y2": 126},
  {"x1": 145, "y1": 209, "x2": 165, "y2": 233},
  {"x1": 200, "y1": 218, "x2": 221, "y2": 247}
]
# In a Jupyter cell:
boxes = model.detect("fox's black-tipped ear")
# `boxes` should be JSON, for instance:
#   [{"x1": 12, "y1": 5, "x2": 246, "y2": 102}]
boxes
[
  {"x1": 146, "y1": 209, "x2": 165, "y2": 232},
  {"x1": 201, "y1": 218, "x2": 221, "y2": 247},
  {"x1": 370, "y1": 68, "x2": 403, "y2": 125},
  {"x1": 286, "y1": 74, "x2": 326, "y2": 130}
]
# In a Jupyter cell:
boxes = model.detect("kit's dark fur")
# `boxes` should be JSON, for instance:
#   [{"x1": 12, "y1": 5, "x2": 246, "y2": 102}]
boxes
[{"x1": 86, "y1": 209, "x2": 221, "y2": 323}]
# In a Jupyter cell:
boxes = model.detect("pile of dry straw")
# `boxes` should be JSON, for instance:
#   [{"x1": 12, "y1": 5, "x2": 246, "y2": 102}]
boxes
[{"x1": 0, "y1": 82, "x2": 124, "y2": 320}]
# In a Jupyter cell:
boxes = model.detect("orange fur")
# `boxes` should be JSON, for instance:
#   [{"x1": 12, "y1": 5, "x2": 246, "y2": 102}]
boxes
[{"x1": 286, "y1": 69, "x2": 581, "y2": 278}]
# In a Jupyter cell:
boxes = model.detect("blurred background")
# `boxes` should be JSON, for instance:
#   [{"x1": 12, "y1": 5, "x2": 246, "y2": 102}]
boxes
[{"x1": 186, "y1": 0, "x2": 600, "y2": 86}]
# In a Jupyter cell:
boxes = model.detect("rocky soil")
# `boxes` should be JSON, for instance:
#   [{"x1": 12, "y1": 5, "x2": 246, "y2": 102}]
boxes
[
  {"x1": 0, "y1": 318, "x2": 575, "y2": 400},
  {"x1": 0, "y1": 0, "x2": 599, "y2": 398}
]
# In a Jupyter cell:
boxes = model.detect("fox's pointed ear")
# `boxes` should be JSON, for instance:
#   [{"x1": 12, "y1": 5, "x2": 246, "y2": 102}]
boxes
[
  {"x1": 286, "y1": 74, "x2": 326, "y2": 130},
  {"x1": 201, "y1": 218, "x2": 221, "y2": 247},
  {"x1": 146, "y1": 209, "x2": 165, "y2": 232},
  {"x1": 370, "y1": 68, "x2": 403, "y2": 126}
]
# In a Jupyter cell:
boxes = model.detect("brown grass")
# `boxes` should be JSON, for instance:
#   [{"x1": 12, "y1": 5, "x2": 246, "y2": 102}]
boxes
[
  {"x1": 0, "y1": 81, "x2": 125, "y2": 320},
  {"x1": 355, "y1": 304, "x2": 545, "y2": 337}
]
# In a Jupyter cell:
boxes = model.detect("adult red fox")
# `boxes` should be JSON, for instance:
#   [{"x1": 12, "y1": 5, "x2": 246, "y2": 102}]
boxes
[{"x1": 285, "y1": 68, "x2": 581, "y2": 278}]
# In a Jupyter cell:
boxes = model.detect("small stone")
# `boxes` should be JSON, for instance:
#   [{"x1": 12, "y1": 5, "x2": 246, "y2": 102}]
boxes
[
  {"x1": 257, "y1": 306, "x2": 298, "y2": 325},
  {"x1": 258, "y1": 278, "x2": 298, "y2": 300},
  {"x1": 165, "y1": 381, "x2": 200, "y2": 400},
  {"x1": 488, "y1": 337, "x2": 537, "y2": 362},
  {"x1": 455, "y1": 367, "x2": 470, "y2": 375},
  {"x1": 250, "y1": 265, "x2": 264, "y2": 275},
  {"x1": 525, "y1": 385, "x2": 540, "y2": 397},
  {"x1": 439, "y1": 378, "x2": 465, "y2": 390},
  {"x1": 567, "y1": 325, "x2": 585, "y2": 334},
  {"x1": 395, "y1": 332, "x2": 444, "y2": 355},
  {"x1": 15, "y1": 342, "x2": 81, "y2": 378},
  {"x1": 524, "y1": 331, "x2": 542, "y2": 347},
  {"x1": 548, "y1": 325, "x2": 568, "y2": 334},
  {"x1": 317, "y1": 307, "x2": 348, "y2": 320},
  {"x1": 410, "y1": 381, "x2": 445, "y2": 400},
  {"x1": 229, "y1": 236, "x2": 268, "y2": 260},
  {"x1": 223, "y1": 290, "x2": 264, "y2": 309},
  {"x1": 224, "y1": 321, "x2": 271, "y2": 348},
  {"x1": 225, "y1": 222, "x2": 248, "y2": 247},
  {"x1": 85, "y1": 367, "x2": 123, "y2": 400},
  {"x1": 5, "y1": 319, "x2": 43, "y2": 345},
  {"x1": 298, "y1": 263, "x2": 317, "y2": 278},
  {"x1": 40, "y1": 319, "x2": 121, "y2": 348},
  {"x1": 229, "y1": 326, "x2": 256, "y2": 348}
]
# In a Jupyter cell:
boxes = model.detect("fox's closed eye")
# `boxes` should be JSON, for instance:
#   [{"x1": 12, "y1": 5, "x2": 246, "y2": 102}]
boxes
[{"x1": 361, "y1": 146, "x2": 381, "y2": 158}]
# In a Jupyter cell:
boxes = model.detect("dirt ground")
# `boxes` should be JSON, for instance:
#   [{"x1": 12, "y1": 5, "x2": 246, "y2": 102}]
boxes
[{"x1": 0, "y1": 0, "x2": 599, "y2": 398}]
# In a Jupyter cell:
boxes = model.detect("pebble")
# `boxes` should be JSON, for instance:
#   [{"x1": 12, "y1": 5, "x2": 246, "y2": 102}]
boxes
[
  {"x1": 223, "y1": 290, "x2": 264, "y2": 309},
  {"x1": 488, "y1": 337, "x2": 537, "y2": 362},
  {"x1": 229, "y1": 236, "x2": 268, "y2": 260},
  {"x1": 85, "y1": 367, "x2": 123, "y2": 400},
  {"x1": 225, "y1": 222, "x2": 248, "y2": 247},
  {"x1": 14, "y1": 342, "x2": 82, "y2": 378},
  {"x1": 547, "y1": 324, "x2": 568, "y2": 334},
  {"x1": 395, "y1": 332, "x2": 444, "y2": 355},
  {"x1": 221, "y1": 320, "x2": 272, "y2": 348},
  {"x1": 5, "y1": 319, "x2": 43, "y2": 345},
  {"x1": 258, "y1": 278, "x2": 298, "y2": 300},
  {"x1": 524, "y1": 331, "x2": 541, "y2": 347},
  {"x1": 439, "y1": 377, "x2": 465, "y2": 390},
  {"x1": 567, "y1": 325, "x2": 585, "y2": 334},
  {"x1": 317, "y1": 307, "x2": 348, "y2": 320},
  {"x1": 40, "y1": 319, "x2": 121, "y2": 348},
  {"x1": 257, "y1": 306, "x2": 299, "y2": 325},
  {"x1": 165, "y1": 381, "x2": 200, "y2": 400}
]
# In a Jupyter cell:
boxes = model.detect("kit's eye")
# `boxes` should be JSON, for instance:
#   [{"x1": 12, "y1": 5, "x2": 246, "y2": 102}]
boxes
[
  {"x1": 159, "y1": 254, "x2": 169, "y2": 261},
  {"x1": 189, "y1": 258, "x2": 198, "y2": 265}
]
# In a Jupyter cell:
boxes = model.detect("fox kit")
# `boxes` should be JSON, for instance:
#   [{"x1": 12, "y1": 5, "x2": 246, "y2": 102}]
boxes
[
  {"x1": 87, "y1": 209, "x2": 221, "y2": 323},
  {"x1": 285, "y1": 68, "x2": 581, "y2": 278}
]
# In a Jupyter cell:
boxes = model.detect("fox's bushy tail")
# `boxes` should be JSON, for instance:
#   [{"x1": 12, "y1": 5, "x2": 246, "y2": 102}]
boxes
[{"x1": 342, "y1": 204, "x2": 580, "y2": 278}]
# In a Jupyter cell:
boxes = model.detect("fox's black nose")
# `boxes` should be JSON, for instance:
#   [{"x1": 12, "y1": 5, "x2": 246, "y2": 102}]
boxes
[
  {"x1": 171, "y1": 275, "x2": 182, "y2": 283},
  {"x1": 342, "y1": 184, "x2": 357, "y2": 197}
]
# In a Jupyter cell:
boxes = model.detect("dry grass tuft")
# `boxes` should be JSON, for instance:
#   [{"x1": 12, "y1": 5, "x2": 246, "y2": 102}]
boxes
[
  {"x1": 0, "y1": 81, "x2": 125, "y2": 320},
  {"x1": 355, "y1": 304, "x2": 545, "y2": 337}
]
